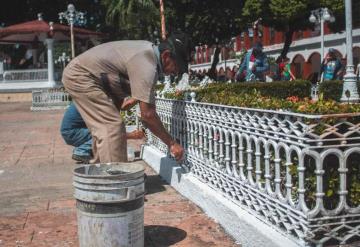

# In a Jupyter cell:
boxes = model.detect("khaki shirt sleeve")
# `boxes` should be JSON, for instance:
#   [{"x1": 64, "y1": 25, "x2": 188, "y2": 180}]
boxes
[{"x1": 126, "y1": 49, "x2": 157, "y2": 104}]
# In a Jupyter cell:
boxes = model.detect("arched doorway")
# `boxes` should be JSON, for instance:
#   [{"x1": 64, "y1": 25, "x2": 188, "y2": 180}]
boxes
[
  {"x1": 218, "y1": 67, "x2": 225, "y2": 82},
  {"x1": 292, "y1": 54, "x2": 305, "y2": 79},
  {"x1": 308, "y1": 52, "x2": 321, "y2": 75}
]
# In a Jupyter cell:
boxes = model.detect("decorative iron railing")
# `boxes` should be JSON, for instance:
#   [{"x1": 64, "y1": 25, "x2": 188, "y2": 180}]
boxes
[
  {"x1": 122, "y1": 105, "x2": 140, "y2": 127},
  {"x1": 31, "y1": 88, "x2": 71, "y2": 111},
  {"x1": 145, "y1": 97, "x2": 360, "y2": 246},
  {"x1": 1, "y1": 69, "x2": 48, "y2": 82}
]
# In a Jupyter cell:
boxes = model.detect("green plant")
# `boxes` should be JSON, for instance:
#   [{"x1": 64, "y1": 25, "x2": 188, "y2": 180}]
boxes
[
  {"x1": 318, "y1": 80, "x2": 360, "y2": 101},
  {"x1": 155, "y1": 84, "x2": 165, "y2": 92},
  {"x1": 162, "y1": 80, "x2": 360, "y2": 115}
]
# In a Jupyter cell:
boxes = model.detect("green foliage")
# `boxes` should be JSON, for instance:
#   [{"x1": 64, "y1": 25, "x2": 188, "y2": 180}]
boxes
[
  {"x1": 348, "y1": 153, "x2": 360, "y2": 207},
  {"x1": 172, "y1": 80, "x2": 312, "y2": 101},
  {"x1": 163, "y1": 80, "x2": 360, "y2": 115},
  {"x1": 243, "y1": 0, "x2": 343, "y2": 32},
  {"x1": 165, "y1": 0, "x2": 245, "y2": 46},
  {"x1": 318, "y1": 80, "x2": 343, "y2": 101},
  {"x1": 154, "y1": 83, "x2": 165, "y2": 92},
  {"x1": 319, "y1": 80, "x2": 360, "y2": 102},
  {"x1": 101, "y1": 0, "x2": 159, "y2": 40}
]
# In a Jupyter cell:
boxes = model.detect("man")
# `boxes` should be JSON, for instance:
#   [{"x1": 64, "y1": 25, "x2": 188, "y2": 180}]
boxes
[
  {"x1": 60, "y1": 99, "x2": 143, "y2": 163},
  {"x1": 320, "y1": 48, "x2": 343, "y2": 82},
  {"x1": 236, "y1": 42, "x2": 269, "y2": 82},
  {"x1": 62, "y1": 32, "x2": 188, "y2": 163}
]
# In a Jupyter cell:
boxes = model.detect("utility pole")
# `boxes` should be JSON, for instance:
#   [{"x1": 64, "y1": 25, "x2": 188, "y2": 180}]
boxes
[{"x1": 159, "y1": 0, "x2": 166, "y2": 40}]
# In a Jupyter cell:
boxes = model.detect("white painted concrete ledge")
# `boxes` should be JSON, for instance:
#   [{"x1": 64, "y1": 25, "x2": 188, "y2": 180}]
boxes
[{"x1": 141, "y1": 145, "x2": 301, "y2": 247}]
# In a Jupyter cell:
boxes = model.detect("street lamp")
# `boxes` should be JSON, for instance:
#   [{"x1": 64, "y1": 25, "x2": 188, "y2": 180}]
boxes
[
  {"x1": 341, "y1": 0, "x2": 359, "y2": 102},
  {"x1": 55, "y1": 52, "x2": 71, "y2": 68},
  {"x1": 59, "y1": 4, "x2": 86, "y2": 58},
  {"x1": 309, "y1": 8, "x2": 335, "y2": 63}
]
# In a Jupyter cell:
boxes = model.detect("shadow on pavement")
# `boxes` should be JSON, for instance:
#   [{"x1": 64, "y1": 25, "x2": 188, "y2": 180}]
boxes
[
  {"x1": 145, "y1": 225, "x2": 187, "y2": 246},
  {"x1": 145, "y1": 174, "x2": 167, "y2": 195}
]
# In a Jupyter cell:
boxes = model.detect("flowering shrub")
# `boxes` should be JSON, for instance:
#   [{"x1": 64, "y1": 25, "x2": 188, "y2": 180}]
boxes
[{"x1": 163, "y1": 82, "x2": 360, "y2": 115}]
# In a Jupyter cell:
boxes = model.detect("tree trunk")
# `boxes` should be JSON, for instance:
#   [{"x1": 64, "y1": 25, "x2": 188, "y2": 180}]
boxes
[
  {"x1": 207, "y1": 46, "x2": 221, "y2": 80},
  {"x1": 279, "y1": 28, "x2": 295, "y2": 60}
]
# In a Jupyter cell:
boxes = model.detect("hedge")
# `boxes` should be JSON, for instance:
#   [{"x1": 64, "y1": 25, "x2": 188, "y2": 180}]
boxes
[
  {"x1": 194, "y1": 80, "x2": 312, "y2": 101},
  {"x1": 162, "y1": 80, "x2": 360, "y2": 115},
  {"x1": 319, "y1": 80, "x2": 360, "y2": 101}
]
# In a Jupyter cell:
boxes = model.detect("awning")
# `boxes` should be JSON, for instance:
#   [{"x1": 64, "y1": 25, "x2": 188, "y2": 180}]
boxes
[{"x1": 0, "y1": 19, "x2": 105, "y2": 43}]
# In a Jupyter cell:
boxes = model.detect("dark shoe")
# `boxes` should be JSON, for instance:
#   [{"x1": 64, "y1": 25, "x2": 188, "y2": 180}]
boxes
[{"x1": 72, "y1": 154, "x2": 91, "y2": 164}]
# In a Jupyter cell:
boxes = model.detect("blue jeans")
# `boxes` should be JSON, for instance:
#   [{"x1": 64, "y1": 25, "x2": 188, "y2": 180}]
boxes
[
  {"x1": 61, "y1": 128, "x2": 92, "y2": 157},
  {"x1": 60, "y1": 103, "x2": 92, "y2": 157}
]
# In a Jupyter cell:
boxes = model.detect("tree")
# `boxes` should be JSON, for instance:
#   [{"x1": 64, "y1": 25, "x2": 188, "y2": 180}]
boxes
[
  {"x1": 164, "y1": 0, "x2": 246, "y2": 79},
  {"x1": 101, "y1": 0, "x2": 160, "y2": 40},
  {"x1": 0, "y1": 0, "x2": 108, "y2": 33},
  {"x1": 242, "y1": 0, "x2": 345, "y2": 61}
]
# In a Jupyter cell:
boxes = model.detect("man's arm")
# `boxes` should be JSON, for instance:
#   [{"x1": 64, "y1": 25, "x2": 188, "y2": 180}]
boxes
[
  {"x1": 139, "y1": 101, "x2": 184, "y2": 161},
  {"x1": 121, "y1": 97, "x2": 138, "y2": 110}
]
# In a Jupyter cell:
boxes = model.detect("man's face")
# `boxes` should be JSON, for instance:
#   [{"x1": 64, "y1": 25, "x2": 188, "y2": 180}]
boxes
[{"x1": 161, "y1": 50, "x2": 179, "y2": 75}]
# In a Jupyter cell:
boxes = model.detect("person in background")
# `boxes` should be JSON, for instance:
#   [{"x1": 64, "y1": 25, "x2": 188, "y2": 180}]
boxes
[
  {"x1": 61, "y1": 98, "x2": 143, "y2": 163},
  {"x1": 236, "y1": 42, "x2": 269, "y2": 82},
  {"x1": 18, "y1": 45, "x2": 33, "y2": 69},
  {"x1": 280, "y1": 57, "x2": 296, "y2": 81},
  {"x1": 320, "y1": 48, "x2": 343, "y2": 82}
]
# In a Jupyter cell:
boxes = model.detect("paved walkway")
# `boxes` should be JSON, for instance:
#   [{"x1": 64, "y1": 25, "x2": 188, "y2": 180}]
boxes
[{"x1": 0, "y1": 102, "x2": 238, "y2": 247}]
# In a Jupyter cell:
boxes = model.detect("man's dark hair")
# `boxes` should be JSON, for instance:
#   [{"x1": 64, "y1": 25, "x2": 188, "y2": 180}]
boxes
[{"x1": 158, "y1": 31, "x2": 191, "y2": 74}]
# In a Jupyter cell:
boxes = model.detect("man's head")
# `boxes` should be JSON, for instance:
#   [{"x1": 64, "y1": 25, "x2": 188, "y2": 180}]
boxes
[
  {"x1": 159, "y1": 31, "x2": 191, "y2": 75},
  {"x1": 327, "y1": 48, "x2": 336, "y2": 59},
  {"x1": 252, "y1": 42, "x2": 263, "y2": 57}
]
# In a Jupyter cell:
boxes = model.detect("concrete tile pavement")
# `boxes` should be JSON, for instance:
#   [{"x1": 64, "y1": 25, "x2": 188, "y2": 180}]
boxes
[{"x1": 0, "y1": 102, "x2": 239, "y2": 247}]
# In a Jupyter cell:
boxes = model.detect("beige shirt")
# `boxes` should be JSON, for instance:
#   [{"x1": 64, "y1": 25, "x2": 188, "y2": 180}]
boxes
[{"x1": 65, "y1": 40, "x2": 158, "y2": 104}]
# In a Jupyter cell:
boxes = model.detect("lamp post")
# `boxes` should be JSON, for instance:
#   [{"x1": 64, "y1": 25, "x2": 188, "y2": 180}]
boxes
[
  {"x1": 59, "y1": 4, "x2": 86, "y2": 58},
  {"x1": 55, "y1": 52, "x2": 71, "y2": 69},
  {"x1": 341, "y1": 0, "x2": 359, "y2": 102},
  {"x1": 309, "y1": 8, "x2": 335, "y2": 63},
  {"x1": 159, "y1": 0, "x2": 166, "y2": 40}
]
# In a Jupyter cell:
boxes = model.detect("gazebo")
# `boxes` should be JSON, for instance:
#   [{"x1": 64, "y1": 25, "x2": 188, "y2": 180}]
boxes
[{"x1": 0, "y1": 17, "x2": 104, "y2": 91}]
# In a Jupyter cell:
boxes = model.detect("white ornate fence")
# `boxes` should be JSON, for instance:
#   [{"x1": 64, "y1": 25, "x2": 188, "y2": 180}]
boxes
[
  {"x1": 2, "y1": 69, "x2": 48, "y2": 82},
  {"x1": 31, "y1": 88, "x2": 71, "y2": 111},
  {"x1": 145, "y1": 98, "x2": 360, "y2": 246}
]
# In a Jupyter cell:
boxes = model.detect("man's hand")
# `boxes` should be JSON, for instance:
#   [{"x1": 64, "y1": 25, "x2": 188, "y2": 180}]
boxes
[
  {"x1": 139, "y1": 101, "x2": 185, "y2": 163},
  {"x1": 121, "y1": 98, "x2": 138, "y2": 110},
  {"x1": 169, "y1": 141, "x2": 184, "y2": 162},
  {"x1": 126, "y1": 129, "x2": 145, "y2": 139}
]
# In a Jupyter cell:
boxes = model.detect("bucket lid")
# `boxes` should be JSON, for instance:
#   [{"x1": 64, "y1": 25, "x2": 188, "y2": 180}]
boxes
[{"x1": 74, "y1": 162, "x2": 144, "y2": 180}]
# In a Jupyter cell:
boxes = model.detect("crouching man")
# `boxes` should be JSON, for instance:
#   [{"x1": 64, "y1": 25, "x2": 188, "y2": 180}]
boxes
[{"x1": 62, "y1": 32, "x2": 189, "y2": 163}]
